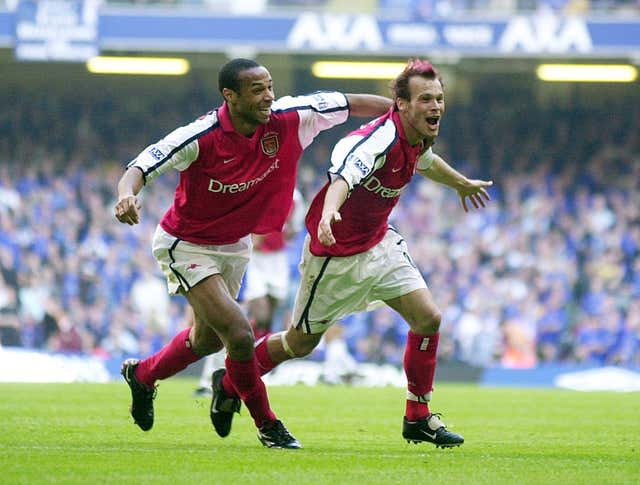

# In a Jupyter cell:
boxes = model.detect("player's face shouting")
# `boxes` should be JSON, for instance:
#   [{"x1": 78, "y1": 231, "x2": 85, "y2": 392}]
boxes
[
  {"x1": 401, "y1": 77, "x2": 445, "y2": 145},
  {"x1": 235, "y1": 67, "x2": 275, "y2": 126}
]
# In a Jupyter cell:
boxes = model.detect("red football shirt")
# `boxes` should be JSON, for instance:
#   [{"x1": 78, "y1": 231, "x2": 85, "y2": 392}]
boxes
[
  {"x1": 128, "y1": 92, "x2": 348, "y2": 245},
  {"x1": 254, "y1": 188, "x2": 305, "y2": 253},
  {"x1": 306, "y1": 108, "x2": 435, "y2": 257}
]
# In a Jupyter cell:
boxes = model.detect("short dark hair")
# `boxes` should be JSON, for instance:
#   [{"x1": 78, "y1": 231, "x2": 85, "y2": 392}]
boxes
[
  {"x1": 218, "y1": 58, "x2": 261, "y2": 94},
  {"x1": 390, "y1": 59, "x2": 442, "y2": 102}
]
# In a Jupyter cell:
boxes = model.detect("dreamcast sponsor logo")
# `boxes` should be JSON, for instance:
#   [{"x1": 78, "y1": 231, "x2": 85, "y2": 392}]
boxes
[
  {"x1": 208, "y1": 159, "x2": 279, "y2": 194},
  {"x1": 362, "y1": 175, "x2": 405, "y2": 198}
]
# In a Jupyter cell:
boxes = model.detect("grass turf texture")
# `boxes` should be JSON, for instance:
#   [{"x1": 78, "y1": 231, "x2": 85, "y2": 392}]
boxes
[{"x1": 1, "y1": 381, "x2": 638, "y2": 484}]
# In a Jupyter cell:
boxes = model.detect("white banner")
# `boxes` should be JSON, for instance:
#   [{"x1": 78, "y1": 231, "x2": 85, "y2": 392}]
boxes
[
  {"x1": 0, "y1": 347, "x2": 110, "y2": 382},
  {"x1": 15, "y1": 0, "x2": 101, "y2": 61}
]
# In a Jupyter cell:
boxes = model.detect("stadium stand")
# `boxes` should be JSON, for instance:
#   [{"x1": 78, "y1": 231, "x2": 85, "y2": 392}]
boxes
[{"x1": 98, "y1": 0, "x2": 640, "y2": 14}]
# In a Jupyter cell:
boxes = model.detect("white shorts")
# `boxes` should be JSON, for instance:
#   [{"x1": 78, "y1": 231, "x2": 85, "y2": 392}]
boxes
[
  {"x1": 292, "y1": 227, "x2": 427, "y2": 334},
  {"x1": 243, "y1": 249, "x2": 290, "y2": 301},
  {"x1": 152, "y1": 225, "x2": 252, "y2": 297}
]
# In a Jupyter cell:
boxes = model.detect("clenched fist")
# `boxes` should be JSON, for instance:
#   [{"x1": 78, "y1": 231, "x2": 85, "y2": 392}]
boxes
[{"x1": 114, "y1": 195, "x2": 141, "y2": 225}]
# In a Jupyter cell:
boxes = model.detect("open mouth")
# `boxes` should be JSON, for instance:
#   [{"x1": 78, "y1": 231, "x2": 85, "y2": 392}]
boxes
[{"x1": 426, "y1": 116, "x2": 440, "y2": 129}]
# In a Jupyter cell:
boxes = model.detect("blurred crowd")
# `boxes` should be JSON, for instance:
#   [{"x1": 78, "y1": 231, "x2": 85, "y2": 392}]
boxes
[
  {"x1": 96, "y1": 0, "x2": 640, "y2": 16},
  {"x1": 2, "y1": 0, "x2": 639, "y2": 16},
  {"x1": 0, "y1": 79, "x2": 638, "y2": 370},
  {"x1": 378, "y1": 0, "x2": 640, "y2": 17}
]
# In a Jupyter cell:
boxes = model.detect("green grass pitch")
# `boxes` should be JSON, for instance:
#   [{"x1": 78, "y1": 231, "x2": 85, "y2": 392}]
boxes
[{"x1": 1, "y1": 380, "x2": 638, "y2": 484}]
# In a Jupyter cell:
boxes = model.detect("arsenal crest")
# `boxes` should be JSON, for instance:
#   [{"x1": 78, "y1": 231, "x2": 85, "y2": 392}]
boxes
[{"x1": 260, "y1": 133, "x2": 279, "y2": 156}]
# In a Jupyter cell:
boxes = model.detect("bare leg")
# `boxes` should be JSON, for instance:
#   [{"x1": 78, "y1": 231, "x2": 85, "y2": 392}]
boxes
[{"x1": 187, "y1": 274, "x2": 277, "y2": 428}]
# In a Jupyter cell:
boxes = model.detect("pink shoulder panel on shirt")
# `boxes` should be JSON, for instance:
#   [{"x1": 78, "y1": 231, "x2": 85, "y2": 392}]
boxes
[{"x1": 306, "y1": 110, "x2": 425, "y2": 257}]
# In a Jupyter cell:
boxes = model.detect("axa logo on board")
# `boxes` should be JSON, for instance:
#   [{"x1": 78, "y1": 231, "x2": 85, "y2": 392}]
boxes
[
  {"x1": 286, "y1": 13, "x2": 592, "y2": 54},
  {"x1": 288, "y1": 13, "x2": 383, "y2": 50},
  {"x1": 499, "y1": 13, "x2": 592, "y2": 53}
]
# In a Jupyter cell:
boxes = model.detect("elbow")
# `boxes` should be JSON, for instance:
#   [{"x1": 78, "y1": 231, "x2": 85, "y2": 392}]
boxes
[
  {"x1": 346, "y1": 95, "x2": 391, "y2": 118},
  {"x1": 130, "y1": 166, "x2": 146, "y2": 185}
]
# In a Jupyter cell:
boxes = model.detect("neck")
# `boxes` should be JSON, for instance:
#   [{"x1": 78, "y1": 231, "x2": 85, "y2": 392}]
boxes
[
  {"x1": 227, "y1": 106, "x2": 257, "y2": 137},
  {"x1": 399, "y1": 115, "x2": 433, "y2": 147},
  {"x1": 231, "y1": 118, "x2": 257, "y2": 137}
]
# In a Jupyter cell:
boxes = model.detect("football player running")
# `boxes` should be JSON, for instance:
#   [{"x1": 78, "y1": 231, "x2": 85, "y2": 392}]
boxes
[
  {"x1": 114, "y1": 58, "x2": 392, "y2": 449},
  {"x1": 215, "y1": 59, "x2": 492, "y2": 448}
]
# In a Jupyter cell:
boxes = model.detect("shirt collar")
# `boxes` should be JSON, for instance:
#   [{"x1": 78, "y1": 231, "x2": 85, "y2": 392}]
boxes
[
  {"x1": 218, "y1": 103, "x2": 236, "y2": 133},
  {"x1": 217, "y1": 103, "x2": 265, "y2": 143}
]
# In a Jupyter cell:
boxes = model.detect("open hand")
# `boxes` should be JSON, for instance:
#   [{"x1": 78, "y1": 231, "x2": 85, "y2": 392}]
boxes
[{"x1": 457, "y1": 180, "x2": 493, "y2": 212}]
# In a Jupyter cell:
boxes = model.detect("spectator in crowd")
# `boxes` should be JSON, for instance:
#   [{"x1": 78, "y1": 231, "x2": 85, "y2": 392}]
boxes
[{"x1": 0, "y1": 273, "x2": 20, "y2": 346}]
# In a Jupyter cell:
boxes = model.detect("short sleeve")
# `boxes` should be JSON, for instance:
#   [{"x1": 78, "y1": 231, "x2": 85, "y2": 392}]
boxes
[
  {"x1": 416, "y1": 147, "x2": 435, "y2": 171},
  {"x1": 328, "y1": 118, "x2": 397, "y2": 190},
  {"x1": 127, "y1": 112, "x2": 216, "y2": 183},
  {"x1": 272, "y1": 92, "x2": 349, "y2": 149}
]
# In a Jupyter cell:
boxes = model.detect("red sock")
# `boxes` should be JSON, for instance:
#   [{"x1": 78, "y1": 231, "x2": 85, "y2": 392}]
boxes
[
  {"x1": 404, "y1": 331, "x2": 439, "y2": 421},
  {"x1": 225, "y1": 356, "x2": 276, "y2": 428},
  {"x1": 134, "y1": 328, "x2": 200, "y2": 388},
  {"x1": 221, "y1": 335, "x2": 277, "y2": 395},
  {"x1": 254, "y1": 336, "x2": 277, "y2": 375}
]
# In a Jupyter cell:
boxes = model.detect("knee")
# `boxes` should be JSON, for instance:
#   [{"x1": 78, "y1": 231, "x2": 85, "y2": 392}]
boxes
[
  {"x1": 411, "y1": 309, "x2": 442, "y2": 335},
  {"x1": 191, "y1": 339, "x2": 224, "y2": 356},
  {"x1": 225, "y1": 326, "x2": 255, "y2": 357},
  {"x1": 189, "y1": 330, "x2": 224, "y2": 356}
]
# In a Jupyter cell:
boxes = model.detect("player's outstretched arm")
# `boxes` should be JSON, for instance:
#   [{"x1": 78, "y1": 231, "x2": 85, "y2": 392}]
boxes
[
  {"x1": 114, "y1": 167, "x2": 144, "y2": 225},
  {"x1": 418, "y1": 153, "x2": 493, "y2": 212},
  {"x1": 318, "y1": 177, "x2": 350, "y2": 246},
  {"x1": 455, "y1": 178, "x2": 493, "y2": 212},
  {"x1": 345, "y1": 94, "x2": 393, "y2": 118}
]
